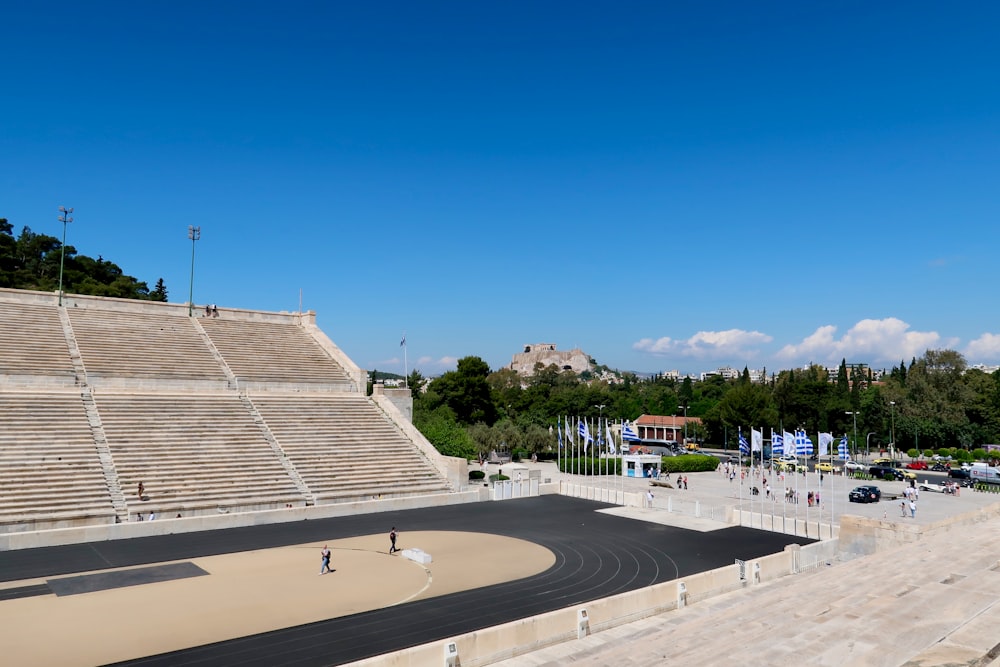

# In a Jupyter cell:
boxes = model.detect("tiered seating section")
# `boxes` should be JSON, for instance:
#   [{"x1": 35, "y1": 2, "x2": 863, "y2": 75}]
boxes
[
  {"x1": 0, "y1": 290, "x2": 450, "y2": 531},
  {"x1": 200, "y1": 317, "x2": 351, "y2": 386},
  {"x1": 251, "y1": 393, "x2": 450, "y2": 503},
  {"x1": 0, "y1": 392, "x2": 114, "y2": 527},
  {"x1": 97, "y1": 393, "x2": 304, "y2": 516},
  {"x1": 68, "y1": 308, "x2": 226, "y2": 383},
  {"x1": 0, "y1": 301, "x2": 74, "y2": 380}
]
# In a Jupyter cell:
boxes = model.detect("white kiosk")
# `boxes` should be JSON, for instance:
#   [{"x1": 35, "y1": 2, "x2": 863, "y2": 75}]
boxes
[{"x1": 622, "y1": 454, "x2": 662, "y2": 479}]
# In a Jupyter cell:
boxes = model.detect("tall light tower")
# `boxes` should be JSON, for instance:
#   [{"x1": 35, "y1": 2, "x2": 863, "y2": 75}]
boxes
[
  {"x1": 889, "y1": 400, "x2": 896, "y2": 459},
  {"x1": 846, "y1": 411, "x2": 858, "y2": 460},
  {"x1": 57, "y1": 206, "x2": 73, "y2": 306},
  {"x1": 680, "y1": 402, "x2": 689, "y2": 443},
  {"x1": 187, "y1": 225, "x2": 201, "y2": 316}
]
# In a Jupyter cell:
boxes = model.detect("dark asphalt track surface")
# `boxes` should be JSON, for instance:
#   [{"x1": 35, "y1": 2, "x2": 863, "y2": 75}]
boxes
[{"x1": 0, "y1": 496, "x2": 813, "y2": 666}]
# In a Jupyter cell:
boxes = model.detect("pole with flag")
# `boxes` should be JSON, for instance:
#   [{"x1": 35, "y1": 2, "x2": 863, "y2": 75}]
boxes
[{"x1": 400, "y1": 334, "x2": 407, "y2": 388}]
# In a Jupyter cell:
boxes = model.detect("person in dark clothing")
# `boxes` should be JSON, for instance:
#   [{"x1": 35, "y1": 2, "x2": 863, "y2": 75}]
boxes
[{"x1": 389, "y1": 527, "x2": 398, "y2": 554}]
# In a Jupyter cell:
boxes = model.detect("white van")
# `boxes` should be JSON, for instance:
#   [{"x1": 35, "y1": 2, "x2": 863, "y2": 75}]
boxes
[{"x1": 969, "y1": 462, "x2": 1000, "y2": 484}]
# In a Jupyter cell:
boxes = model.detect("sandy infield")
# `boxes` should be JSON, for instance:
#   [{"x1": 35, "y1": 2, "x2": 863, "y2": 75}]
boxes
[{"x1": 0, "y1": 531, "x2": 554, "y2": 667}]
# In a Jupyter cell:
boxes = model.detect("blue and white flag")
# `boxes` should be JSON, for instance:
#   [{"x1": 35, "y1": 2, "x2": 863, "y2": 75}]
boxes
[
  {"x1": 622, "y1": 420, "x2": 641, "y2": 442},
  {"x1": 606, "y1": 423, "x2": 617, "y2": 455},
  {"x1": 818, "y1": 432, "x2": 834, "y2": 457},
  {"x1": 557, "y1": 417, "x2": 563, "y2": 449},
  {"x1": 838, "y1": 435, "x2": 849, "y2": 460},
  {"x1": 794, "y1": 430, "x2": 814, "y2": 456},
  {"x1": 738, "y1": 428, "x2": 750, "y2": 455},
  {"x1": 771, "y1": 430, "x2": 784, "y2": 456},
  {"x1": 579, "y1": 419, "x2": 593, "y2": 450}
]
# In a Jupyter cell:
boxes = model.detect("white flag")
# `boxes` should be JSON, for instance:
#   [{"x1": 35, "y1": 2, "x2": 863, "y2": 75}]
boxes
[
  {"x1": 818, "y1": 432, "x2": 834, "y2": 457},
  {"x1": 751, "y1": 428, "x2": 763, "y2": 452}
]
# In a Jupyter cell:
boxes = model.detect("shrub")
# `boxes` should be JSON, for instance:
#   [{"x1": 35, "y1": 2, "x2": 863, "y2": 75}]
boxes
[
  {"x1": 469, "y1": 470, "x2": 485, "y2": 480},
  {"x1": 512, "y1": 448, "x2": 528, "y2": 462},
  {"x1": 971, "y1": 448, "x2": 988, "y2": 461},
  {"x1": 907, "y1": 448, "x2": 920, "y2": 459},
  {"x1": 662, "y1": 454, "x2": 719, "y2": 474},
  {"x1": 489, "y1": 474, "x2": 510, "y2": 482},
  {"x1": 936, "y1": 448, "x2": 951, "y2": 459}
]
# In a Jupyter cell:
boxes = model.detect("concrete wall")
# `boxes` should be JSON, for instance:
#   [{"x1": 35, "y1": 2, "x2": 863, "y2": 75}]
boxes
[
  {"x1": 838, "y1": 500, "x2": 1000, "y2": 560},
  {"x1": 372, "y1": 385, "x2": 413, "y2": 422},
  {"x1": 0, "y1": 490, "x2": 481, "y2": 551}
]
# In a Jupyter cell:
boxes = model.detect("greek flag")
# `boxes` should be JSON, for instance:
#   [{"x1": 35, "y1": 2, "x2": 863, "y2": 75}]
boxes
[
  {"x1": 579, "y1": 419, "x2": 593, "y2": 449},
  {"x1": 771, "y1": 431, "x2": 784, "y2": 456},
  {"x1": 838, "y1": 435, "x2": 849, "y2": 460},
  {"x1": 818, "y1": 432, "x2": 834, "y2": 457},
  {"x1": 622, "y1": 420, "x2": 641, "y2": 442},
  {"x1": 738, "y1": 429, "x2": 750, "y2": 455},
  {"x1": 557, "y1": 417, "x2": 563, "y2": 449},
  {"x1": 794, "y1": 430, "x2": 814, "y2": 456}
]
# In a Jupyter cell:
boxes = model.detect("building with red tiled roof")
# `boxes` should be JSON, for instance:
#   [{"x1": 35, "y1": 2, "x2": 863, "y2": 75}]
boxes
[{"x1": 634, "y1": 414, "x2": 702, "y2": 444}]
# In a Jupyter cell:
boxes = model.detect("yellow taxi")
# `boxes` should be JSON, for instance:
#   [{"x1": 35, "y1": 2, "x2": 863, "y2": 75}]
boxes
[{"x1": 815, "y1": 461, "x2": 834, "y2": 472}]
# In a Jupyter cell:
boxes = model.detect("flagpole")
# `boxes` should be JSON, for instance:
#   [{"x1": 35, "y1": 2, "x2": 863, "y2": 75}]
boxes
[{"x1": 400, "y1": 333, "x2": 408, "y2": 387}]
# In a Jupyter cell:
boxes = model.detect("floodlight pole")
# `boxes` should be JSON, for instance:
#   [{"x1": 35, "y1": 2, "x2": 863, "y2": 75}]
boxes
[
  {"x1": 187, "y1": 226, "x2": 201, "y2": 316},
  {"x1": 890, "y1": 401, "x2": 896, "y2": 458},
  {"x1": 57, "y1": 206, "x2": 74, "y2": 306},
  {"x1": 846, "y1": 411, "x2": 858, "y2": 460}
]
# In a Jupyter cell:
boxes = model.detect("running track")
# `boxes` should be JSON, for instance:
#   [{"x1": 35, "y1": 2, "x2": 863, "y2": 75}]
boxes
[{"x1": 0, "y1": 496, "x2": 811, "y2": 666}]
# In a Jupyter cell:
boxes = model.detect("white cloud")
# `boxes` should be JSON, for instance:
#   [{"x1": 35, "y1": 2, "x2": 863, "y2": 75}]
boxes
[
  {"x1": 373, "y1": 355, "x2": 458, "y2": 376},
  {"x1": 965, "y1": 333, "x2": 1000, "y2": 361},
  {"x1": 776, "y1": 318, "x2": 951, "y2": 364},
  {"x1": 634, "y1": 329, "x2": 773, "y2": 359},
  {"x1": 415, "y1": 355, "x2": 459, "y2": 374}
]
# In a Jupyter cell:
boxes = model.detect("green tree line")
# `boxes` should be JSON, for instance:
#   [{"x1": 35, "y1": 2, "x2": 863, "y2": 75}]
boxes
[
  {"x1": 402, "y1": 350, "x2": 1000, "y2": 461},
  {"x1": 0, "y1": 217, "x2": 167, "y2": 301}
]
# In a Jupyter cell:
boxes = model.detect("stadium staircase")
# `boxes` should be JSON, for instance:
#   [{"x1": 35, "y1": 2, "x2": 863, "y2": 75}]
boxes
[{"x1": 0, "y1": 288, "x2": 452, "y2": 533}]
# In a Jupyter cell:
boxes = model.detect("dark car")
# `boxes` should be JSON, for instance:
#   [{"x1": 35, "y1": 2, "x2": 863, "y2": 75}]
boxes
[
  {"x1": 948, "y1": 468, "x2": 971, "y2": 480},
  {"x1": 868, "y1": 465, "x2": 904, "y2": 481},
  {"x1": 849, "y1": 485, "x2": 881, "y2": 503}
]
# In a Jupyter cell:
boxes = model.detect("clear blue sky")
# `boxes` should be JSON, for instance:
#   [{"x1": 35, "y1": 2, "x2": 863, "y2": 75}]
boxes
[{"x1": 4, "y1": 2, "x2": 999, "y2": 376}]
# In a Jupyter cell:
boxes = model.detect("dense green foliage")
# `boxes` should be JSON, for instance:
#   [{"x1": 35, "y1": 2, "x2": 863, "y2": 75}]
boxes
[
  {"x1": 0, "y1": 217, "x2": 167, "y2": 301},
  {"x1": 408, "y1": 351, "x2": 1000, "y2": 461},
  {"x1": 661, "y1": 454, "x2": 720, "y2": 473}
]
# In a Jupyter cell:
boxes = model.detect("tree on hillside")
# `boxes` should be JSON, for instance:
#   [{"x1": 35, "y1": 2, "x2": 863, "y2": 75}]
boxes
[
  {"x1": 426, "y1": 356, "x2": 498, "y2": 425},
  {"x1": 0, "y1": 219, "x2": 166, "y2": 300},
  {"x1": 150, "y1": 278, "x2": 168, "y2": 302}
]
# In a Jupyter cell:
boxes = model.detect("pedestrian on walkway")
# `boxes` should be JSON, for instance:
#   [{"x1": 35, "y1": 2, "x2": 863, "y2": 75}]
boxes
[
  {"x1": 909, "y1": 500, "x2": 916, "y2": 518},
  {"x1": 319, "y1": 545, "x2": 332, "y2": 574},
  {"x1": 645, "y1": 490, "x2": 654, "y2": 508},
  {"x1": 389, "y1": 527, "x2": 399, "y2": 554},
  {"x1": 900, "y1": 500, "x2": 907, "y2": 517}
]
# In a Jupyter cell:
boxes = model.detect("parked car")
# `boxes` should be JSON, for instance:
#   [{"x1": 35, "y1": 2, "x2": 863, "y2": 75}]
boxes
[
  {"x1": 849, "y1": 485, "x2": 882, "y2": 503},
  {"x1": 777, "y1": 455, "x2": 798, "y2": 465},
  {"x1": 906, "y1": 461, "x2": 928, "y2": 470},
  {"x1": 868, "y1": 465, "x2": 905, "y2": 481},
  {"x1": 932, "y1": 454, "x2": 952, "y2": 461},
  {"x1": 816, "y1": 462, "x2": 834, "y2": 472},
  {"x1": 843, "y1": 460, "x2": 867, "y2": 472}
]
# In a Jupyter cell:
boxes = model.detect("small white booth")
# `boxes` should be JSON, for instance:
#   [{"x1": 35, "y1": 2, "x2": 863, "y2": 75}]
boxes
[{"x1": 622, "y1": 454, "x2": 662, "y2": 479}]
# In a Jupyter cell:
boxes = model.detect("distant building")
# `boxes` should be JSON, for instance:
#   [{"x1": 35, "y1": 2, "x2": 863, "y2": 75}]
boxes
[
  {"x1": 510, "y1": 343, "x2": 592, "y2": 376},
  {"x1": 634, "y1": 414, "x2": 702, "y2": 444}
]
